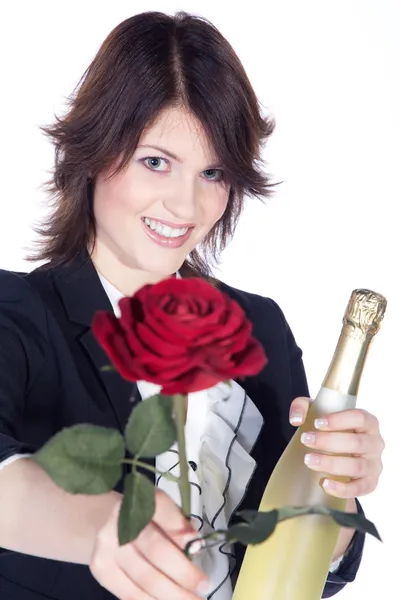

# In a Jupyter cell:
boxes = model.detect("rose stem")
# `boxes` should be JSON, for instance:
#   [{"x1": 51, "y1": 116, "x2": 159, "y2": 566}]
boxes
[
  {"x1": 173, "y1": 393, "x2": 191, "y2": 520},
  {"x1": 121, "y1": 458, "x2": 180, "y2": 483}
]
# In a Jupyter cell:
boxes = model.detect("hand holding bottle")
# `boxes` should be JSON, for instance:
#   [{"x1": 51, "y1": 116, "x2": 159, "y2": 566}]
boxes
[{"x1": 289, "y1": 398, "x2": 385, "y2": 498}]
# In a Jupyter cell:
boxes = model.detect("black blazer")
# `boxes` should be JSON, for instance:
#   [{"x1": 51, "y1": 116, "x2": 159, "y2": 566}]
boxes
[{"x1": 0, "y1": 251, "x2": 365, "y2": 599}]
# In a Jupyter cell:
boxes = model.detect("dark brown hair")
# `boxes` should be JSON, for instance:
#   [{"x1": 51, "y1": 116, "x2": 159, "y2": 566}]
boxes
[{"x1": 26, "y1": 10, "x2": 277, "y2": 279}]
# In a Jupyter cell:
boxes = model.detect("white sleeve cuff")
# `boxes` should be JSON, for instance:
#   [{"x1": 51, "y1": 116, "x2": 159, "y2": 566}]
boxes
[
  {"x1": 329, "y1": 554, "x2": 345, "y2": 573},
  {"x1": 0, "y1": 453, "x2": 33, "y2": 472}
]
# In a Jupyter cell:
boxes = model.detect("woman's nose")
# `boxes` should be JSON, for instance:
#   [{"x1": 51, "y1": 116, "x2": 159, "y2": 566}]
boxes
[{"x1": 162, "y1": 181, "x2": 198, "y2": 221}]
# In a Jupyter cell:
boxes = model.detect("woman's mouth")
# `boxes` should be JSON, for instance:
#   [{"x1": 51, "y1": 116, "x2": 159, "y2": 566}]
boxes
[{"x1": 141, "y1": 217, "x2": 194, "y2": 248}]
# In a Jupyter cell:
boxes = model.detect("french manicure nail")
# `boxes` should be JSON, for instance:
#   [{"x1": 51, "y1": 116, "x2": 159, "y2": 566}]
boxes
[
  {"x1": 188, "y1": 540, "x2": 204, "y2": 555},
  {"x1": 184, "y1": 535, "x2": 205, "y2": 555},
  {"x1": 290, "y1": 411, "x2": 304, "y2": 424},
  {"x1": 301, "y1": 432, "x2": 315, "y2": 445},
  {"x1": 323, "y1": 478, "x2": 335, "y2": 489},
  {"x1": 304, "y1": 453, "x2": 320, "y2": 466}
]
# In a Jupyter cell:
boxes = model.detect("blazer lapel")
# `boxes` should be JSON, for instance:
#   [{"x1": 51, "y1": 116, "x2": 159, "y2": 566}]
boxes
[{"x1": 49, "y1": 250, "x2": 139, "y2": 433}]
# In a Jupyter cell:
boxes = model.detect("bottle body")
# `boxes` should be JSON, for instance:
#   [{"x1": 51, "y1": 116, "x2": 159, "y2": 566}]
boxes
[
  {"x1": 232, "y1": 288, "x2": 386, "y2": 600},
  {"x1": 232, "y1": 388, "x2": 355, "y2": 600}
]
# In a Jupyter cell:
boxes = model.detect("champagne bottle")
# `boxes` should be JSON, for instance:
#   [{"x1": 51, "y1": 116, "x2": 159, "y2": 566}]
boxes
[{"x1": 232, "y1": 289, "x2": 387, "y2": 600}]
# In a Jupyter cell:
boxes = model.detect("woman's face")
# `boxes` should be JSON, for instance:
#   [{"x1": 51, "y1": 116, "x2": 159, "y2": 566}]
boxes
[{"x1": 91, "y1": 106, "x2": 230, "y2": 290}]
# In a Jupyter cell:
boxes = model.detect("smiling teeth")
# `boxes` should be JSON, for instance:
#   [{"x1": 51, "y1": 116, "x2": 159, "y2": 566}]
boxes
[{"x1": 144, "y1": 217, "x2": 189, "y2": 238}]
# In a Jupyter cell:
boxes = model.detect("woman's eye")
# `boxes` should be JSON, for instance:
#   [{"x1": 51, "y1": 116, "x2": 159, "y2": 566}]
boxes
[
  {"x1": 141, "y1": 157, "x2": 224, "y2": 182},
  {"x1": 143, "y1": 157, "x2": 167, "y2": 170},
  {"x1": 203, "y1": 168, "x2": 224, "y2": 182}
]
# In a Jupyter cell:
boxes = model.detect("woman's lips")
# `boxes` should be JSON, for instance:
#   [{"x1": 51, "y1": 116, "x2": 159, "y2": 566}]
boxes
[{"x1": 141, "y1": 219, "x2": 194, "y2": 248}]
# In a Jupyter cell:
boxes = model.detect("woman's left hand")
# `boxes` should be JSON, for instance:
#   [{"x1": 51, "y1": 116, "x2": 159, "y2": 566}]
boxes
[{"x1": 289, "y1": 397, "x2": 385, "y2": 498}]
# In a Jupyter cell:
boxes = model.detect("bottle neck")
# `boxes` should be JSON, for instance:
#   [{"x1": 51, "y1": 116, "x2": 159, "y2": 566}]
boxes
[{"x1": 322, "y1": 325, "x2": 373, "y2": 396}]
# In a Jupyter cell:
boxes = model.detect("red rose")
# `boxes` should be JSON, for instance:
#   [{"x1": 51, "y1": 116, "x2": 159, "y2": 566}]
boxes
[{"x1": 92, "y1": 277, "x2": 267, "y2": 395}]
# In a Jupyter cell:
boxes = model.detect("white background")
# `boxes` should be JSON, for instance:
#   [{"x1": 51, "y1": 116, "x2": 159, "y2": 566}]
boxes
[{"x1": 0, "y1": 1, "x2": 398, "y2": 598}]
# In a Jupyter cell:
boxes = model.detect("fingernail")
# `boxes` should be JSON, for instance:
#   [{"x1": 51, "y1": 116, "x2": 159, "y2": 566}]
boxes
[
  {"x1": 188, "y1": 540, "x2": 203, "y2": 555},
  {"x1": 304, "y1": 453, "x2": 320, "y2": 466},
  {"x1": 197, "y1": 579, "x2": 212, "y2": 596},
  {"x1": 314, "y1": 418, "x2": 328, "y2": 429},
  {"x1": 301, "y1": 432, "x2": 315, "y2": 445},
  {"x1": 323, "y1": 478, "x2": 335, "y2": 489},
  {"x1": 290, "y1": 411, "x2": 304, "y2": 425},
  {"x1": 184, "y1": 535, "x2": 205, "y2": 555}
]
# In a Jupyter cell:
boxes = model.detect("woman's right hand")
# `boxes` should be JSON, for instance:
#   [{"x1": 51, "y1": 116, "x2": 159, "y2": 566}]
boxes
[{"x1": 89, "y1": 488, "x2": 210, "y2": 600}]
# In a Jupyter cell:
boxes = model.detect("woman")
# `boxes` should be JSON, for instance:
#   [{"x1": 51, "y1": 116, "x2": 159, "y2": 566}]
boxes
[{"x1": 0, "y1": 10, "x2": 384, "y2": 600}]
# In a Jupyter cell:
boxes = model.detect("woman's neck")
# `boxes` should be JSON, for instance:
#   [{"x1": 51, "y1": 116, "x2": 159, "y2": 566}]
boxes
[{"x1": 89, "y1": 241, "x2": 176, "y2": 297}]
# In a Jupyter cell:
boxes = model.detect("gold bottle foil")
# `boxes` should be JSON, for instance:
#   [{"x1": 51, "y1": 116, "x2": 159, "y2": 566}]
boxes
[{"x1": 322, "y1": 289, "x2": 387, "y2": 396}]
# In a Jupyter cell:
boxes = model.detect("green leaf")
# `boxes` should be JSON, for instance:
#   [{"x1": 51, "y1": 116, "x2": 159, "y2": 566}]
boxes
[
  {"x1": 227, "y1": 509, "x2": 279, "y2": 545},
  {"x1": 32, "y1": 424, "x2": 125, "y2": 494},
  {"x1": 330, "y1": 509, "x2": 382, "y2": 541},
  {"x1": 118, "y1": 471, "x2": 156, "y2": 545},
  {"x1": 125, "y1": 394, "x2": 177, "y2": 458},
  {"x1": 226, "y1": 505, "x2": 382, "y2": 547},
  {"x1": 277, "y1": 505, "x2": 382, "y2": 542}
]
